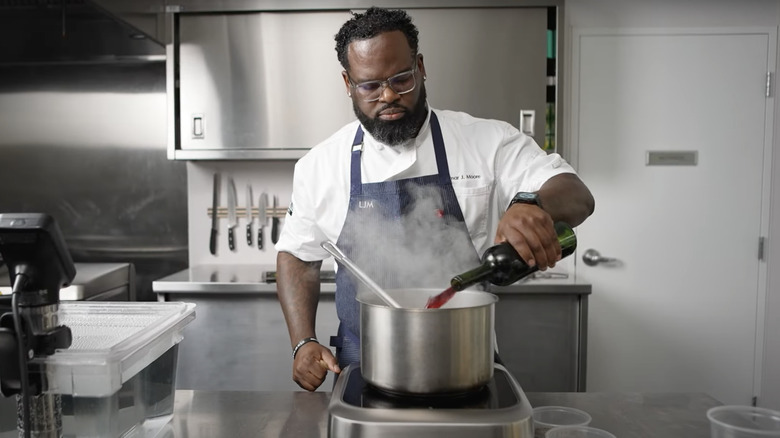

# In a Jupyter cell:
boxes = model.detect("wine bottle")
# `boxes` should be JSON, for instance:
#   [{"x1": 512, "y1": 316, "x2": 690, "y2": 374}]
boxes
[{"x1": 450, "y1": 221, "x2": 577, "y2": 291}]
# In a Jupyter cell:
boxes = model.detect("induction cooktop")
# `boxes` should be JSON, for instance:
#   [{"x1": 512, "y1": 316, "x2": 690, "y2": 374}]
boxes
[{"x1": 328, "y1": 363, "x2": 534, "y2": 438}]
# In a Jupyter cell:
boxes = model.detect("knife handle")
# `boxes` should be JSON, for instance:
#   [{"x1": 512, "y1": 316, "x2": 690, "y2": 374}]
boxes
[
  {"x1": 210, "y1": 229, "x2": 217, "y2": 255},
  {"x1": 228, "y1": 228, "x2": 235, "y2": 251},
  {"x1": 271, "y1": 218, "x2": 279, "y2": 244},
  {"x1": 246, "y1": 224, "x2": 253, "y2": 246},
  {"x1": 258, "y1": 227, "x2": 264, "y2": 250}
]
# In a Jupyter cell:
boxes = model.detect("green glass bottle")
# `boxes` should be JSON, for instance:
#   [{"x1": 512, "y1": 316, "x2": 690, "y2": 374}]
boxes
[{"x1": 450, "y1": 222, "x2": 577, "y2": 291}]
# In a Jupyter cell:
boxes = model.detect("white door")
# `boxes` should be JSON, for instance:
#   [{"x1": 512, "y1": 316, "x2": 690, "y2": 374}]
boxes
[{"x1": 570, "y1": 28, "x2": 775, "y2": 405}]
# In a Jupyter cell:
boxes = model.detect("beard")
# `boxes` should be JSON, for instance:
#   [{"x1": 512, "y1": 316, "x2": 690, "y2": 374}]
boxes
[{"x1": 354, "y1": 87, "x2": 428, "y2": 147}]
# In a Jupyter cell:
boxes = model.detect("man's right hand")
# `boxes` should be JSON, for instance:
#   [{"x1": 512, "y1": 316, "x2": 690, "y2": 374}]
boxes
[{"x1": 293, "y1": 342, "x2": 341, "y2": 392}]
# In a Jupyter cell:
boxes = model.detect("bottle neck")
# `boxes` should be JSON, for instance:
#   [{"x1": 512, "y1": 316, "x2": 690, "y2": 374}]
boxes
[{"x1": 450, "y1": 262, "x2": 494, "y2": 291}]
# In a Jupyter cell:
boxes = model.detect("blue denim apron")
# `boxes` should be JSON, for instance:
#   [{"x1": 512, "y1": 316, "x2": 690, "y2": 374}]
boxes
[{"x1": 329, "y1": 111, "x2": 480, "y2": 369}]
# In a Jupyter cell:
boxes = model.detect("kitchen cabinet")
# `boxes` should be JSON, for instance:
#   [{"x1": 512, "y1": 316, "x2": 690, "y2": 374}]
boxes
[
  {"x1": 491, "y1": 281, "x2": 590, "y2": 392},
  {"x1": 154, "y1": 265, "x2": 589, "y2": 392},
  {"x1": 172, "y1": 11, "x2": 354, "y2": 160},
  {"x1": 168, "y1": 5, "x2": 557, "y2": 160}
]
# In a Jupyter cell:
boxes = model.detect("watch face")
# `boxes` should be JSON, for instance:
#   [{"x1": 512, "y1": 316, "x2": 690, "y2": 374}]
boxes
[
  {"x1": 509, "y1": 192, "x2": 540, "y2": 210},
  {"x1": 515, "y1": 193, "x2": 537, "y2": 202}
]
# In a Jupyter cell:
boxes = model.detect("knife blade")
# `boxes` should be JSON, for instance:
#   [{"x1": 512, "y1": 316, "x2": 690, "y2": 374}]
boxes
[
  {"x1": 246, "y1": 184, "x2": 254, "y2": 246},
  {"x1": 227, "y1": 177, "x2": 238, "y2": 251},
  {"x1": 258, "y1": 192, "x2": 268, "y2": 250},
  {"x1": 271, "y1": 195, "x2": 280, "y2": 244},
  {"x1": 209, "y1": 173, "x2": 219, "y2": 256}
]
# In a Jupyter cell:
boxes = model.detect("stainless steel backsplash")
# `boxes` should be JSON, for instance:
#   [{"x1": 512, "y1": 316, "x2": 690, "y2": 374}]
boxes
[{"x1": 0, "y1": 59, "x2": 187, "y2": 301}]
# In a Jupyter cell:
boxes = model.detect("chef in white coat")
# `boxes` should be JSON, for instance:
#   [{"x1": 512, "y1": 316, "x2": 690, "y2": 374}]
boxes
[{"x1": 274, "y1": 7, "x2": 594, "y2": 392}]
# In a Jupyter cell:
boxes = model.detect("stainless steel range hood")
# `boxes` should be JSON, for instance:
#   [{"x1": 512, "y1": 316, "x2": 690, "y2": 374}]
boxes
[
  {"x1": 85, "y1": 0, "x2": 167, "y2": 45},
  {"x1": 0, "y1": 0, "x2": 164, "y2": 64}
]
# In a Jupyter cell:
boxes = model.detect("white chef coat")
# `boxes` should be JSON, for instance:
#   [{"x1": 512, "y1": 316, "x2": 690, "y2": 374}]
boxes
[{"x1": 274, "y1": 106, "x2": 576, "y2": 261}]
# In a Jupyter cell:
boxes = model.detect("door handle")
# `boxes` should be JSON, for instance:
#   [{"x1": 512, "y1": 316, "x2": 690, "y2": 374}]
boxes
[{"x1": 582, "y1": 249, "x2": 616, "y2": 266}]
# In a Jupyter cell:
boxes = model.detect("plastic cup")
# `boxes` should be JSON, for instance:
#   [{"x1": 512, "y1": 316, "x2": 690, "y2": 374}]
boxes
[
  {"x1": 707, "y1": 405, "x2": 780, "y2": 437},
  {"x1": 545, "y1": 426, "x2": 617, "y2": 438},
  {"x1": 533, "y1": 406, "x2": 592, "y2": 438}
]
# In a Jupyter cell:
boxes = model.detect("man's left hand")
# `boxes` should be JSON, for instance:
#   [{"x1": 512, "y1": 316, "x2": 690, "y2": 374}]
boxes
[{"x1": 495, "y1": 204, "x2": 561, "y2": 270}]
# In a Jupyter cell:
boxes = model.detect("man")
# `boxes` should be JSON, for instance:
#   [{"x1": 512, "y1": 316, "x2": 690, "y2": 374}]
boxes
[{"x1": 275, "y1": 7, "x2": 594, "y2": 392}]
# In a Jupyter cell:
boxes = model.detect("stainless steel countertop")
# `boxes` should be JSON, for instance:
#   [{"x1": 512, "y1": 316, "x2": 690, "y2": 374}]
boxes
[
  {"x1": 153, "y1": 264, "x2": 276, "y2": 293},
  {"x1": 153, "y1": 264, "x2": 592, "y2": 295},
  {"x1": 0, "y1": 262, "x2": 133, "y2": 299},
  {"x1": 169, "y1": 390, "x2": 721, "y2": 438}
]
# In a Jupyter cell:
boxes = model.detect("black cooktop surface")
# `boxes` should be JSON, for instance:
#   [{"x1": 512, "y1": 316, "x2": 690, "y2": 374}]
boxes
[{"x1": 340, "y1": 365, "x2": 521, "y2": 410}]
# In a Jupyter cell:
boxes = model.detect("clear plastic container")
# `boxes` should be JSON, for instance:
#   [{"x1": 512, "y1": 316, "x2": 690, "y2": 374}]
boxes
[
  {"x1": 3, "y1": 302, "x2": 196, "y2": 438},
  {"x1": 533, "y1": 406, "x2": 592, "y2": 438},
  {"x1": 707, "y1": 405, "x2": 780, "y2": 437},
  {"x1": 546, "y1": 426, "x2": 617, "y2": 438}
]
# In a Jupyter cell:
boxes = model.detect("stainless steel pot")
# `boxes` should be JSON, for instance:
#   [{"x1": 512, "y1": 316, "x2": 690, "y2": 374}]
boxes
[{"x1": 358, "y1": 288, "x2": 497, "y2": 395}]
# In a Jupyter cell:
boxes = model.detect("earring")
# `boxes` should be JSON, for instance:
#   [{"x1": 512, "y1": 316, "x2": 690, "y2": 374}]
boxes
[
  {"x1": 423, "y1": 75, "x2": 427, "y2": 80},
  {"x1": 348, "y1": 92, "x2": 352, "y2": 97}
]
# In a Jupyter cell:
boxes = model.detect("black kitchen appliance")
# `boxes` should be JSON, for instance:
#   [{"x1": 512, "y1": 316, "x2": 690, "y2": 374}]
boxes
[
  {"x1": 329, "y1": 363, "x2": 534, "y2": 437},
  {"x1": 0, "y1": 213, "x2": 76, "y2": 438}
]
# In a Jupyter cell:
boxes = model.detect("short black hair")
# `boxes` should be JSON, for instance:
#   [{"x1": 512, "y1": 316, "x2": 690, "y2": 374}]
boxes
[{"x1": 334, "y1": 7, "x2": 419, "y2": 71}]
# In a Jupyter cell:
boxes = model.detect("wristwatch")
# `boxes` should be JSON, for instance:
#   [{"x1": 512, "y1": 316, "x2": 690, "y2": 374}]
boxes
[{"x1": 507, "y1": 192, "x2": 542, "y2": 211}]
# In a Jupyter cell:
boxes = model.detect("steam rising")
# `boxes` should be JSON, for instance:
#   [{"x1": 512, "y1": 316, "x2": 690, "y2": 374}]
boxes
[{"x1": 340, "y1": 182, "x2": 480, "y2": 298}]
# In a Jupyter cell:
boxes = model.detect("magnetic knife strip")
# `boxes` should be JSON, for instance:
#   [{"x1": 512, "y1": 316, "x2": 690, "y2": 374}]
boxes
[{"x1": 208, "y1": 207, "x2": 287, "y2": 219}]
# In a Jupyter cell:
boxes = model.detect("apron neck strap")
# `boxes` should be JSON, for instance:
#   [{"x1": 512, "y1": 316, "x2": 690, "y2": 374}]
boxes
[
  {"x1": 350, "y1": 128, "x2": 364, "y2": 195},
  {"x1": 428, "y1": 111, "x2": 452, "y2": 185},
  {"x1": 350, "y1": 110, "x2": 451, "y2": 195}
]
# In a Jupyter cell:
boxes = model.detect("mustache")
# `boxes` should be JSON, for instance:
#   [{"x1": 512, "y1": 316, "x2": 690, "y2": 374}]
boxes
[{"x1": 376, "y1": 103, "x2": 407, "y2": 115}]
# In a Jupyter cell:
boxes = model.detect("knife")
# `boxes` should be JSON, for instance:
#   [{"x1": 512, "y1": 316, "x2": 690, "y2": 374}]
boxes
[
  {"x1": 258, "y1": 192, "x2": 268, "y2": 250},
  {"x1": 271, "y1": 195, "x2": 280, "y2": 244},
  {"x1": 245, "y1": 184, "x2": 254, "y2": 246},
  {"x1": 209, "y1": 173, "x2": 219, "y2": 256},
  {"x1": 227, "y1": 177, "x2": 238, "y2": 251}
]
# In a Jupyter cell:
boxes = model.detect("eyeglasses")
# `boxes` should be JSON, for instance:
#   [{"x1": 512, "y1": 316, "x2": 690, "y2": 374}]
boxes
[{"x1": 348, "y1": 64, "x2": 417, "y2": 102}]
